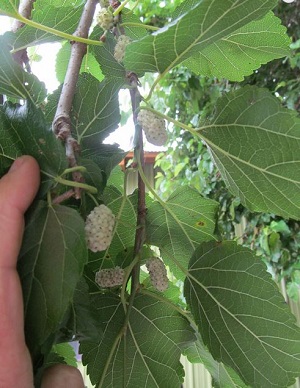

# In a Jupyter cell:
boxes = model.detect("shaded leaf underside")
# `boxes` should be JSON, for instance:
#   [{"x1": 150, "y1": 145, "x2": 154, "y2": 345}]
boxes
[
  {"x1": 146, "y1": 186, "x2": 218, "y2": 279},
  {"x1": 200, "y1": 85, "x2": 300, "y2": 220},
  {"x1": 19, "y1": 201, "x2": 87, "y2": 355},
  {"x1": 81, "y1": 293, "x2": 195, "y2": 387},
  {"x1": 184, "y1": 241, "x2": 300, "y2": 387},
  {"x1": 125, "y1": 0, "x2": 278, "y2": 75}
]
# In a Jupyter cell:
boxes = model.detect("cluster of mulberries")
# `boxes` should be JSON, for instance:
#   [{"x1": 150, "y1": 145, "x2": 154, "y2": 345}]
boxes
[
  {"x1": 146, "y1": 257, "x2": 169, "y2": 292},
  {"x1": 95, "y1": 266, "x2": 124, "y2": 288},
  {"x1": 85, "y1": 204, "x2": 115, "y2": 252},
  {"x1": 96, "y1": 7, "x2": 115, "y2": 30},
  {"x1": 114, "y1": 35, "x2": 131, "y2": 63},
  {"x1": 137, "y1": 109, "x2": 168, "y2": 146}
]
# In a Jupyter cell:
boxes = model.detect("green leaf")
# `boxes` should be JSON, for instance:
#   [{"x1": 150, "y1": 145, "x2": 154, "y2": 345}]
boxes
[
  {"x1": 200, "y1": 85, "x2": 300, "y2": 220},
  {"x1": 51, "y1": 343, "x2": 78, "y2": 367},
  {"x1": 87, "y1": 185, "x2": 137, "y2": 270},
  {"x1": 121, "y1": 9, "x2": 148, "y2": 40},
  {"x1": 80, "y1": 293, "x2": 195, "y2": 387},
  {"x1": 9, "y1": 0, "x2": 84, "y2": 49},
  {"x1": 124, "y1": 0, "x2": 277, "y2": 74},
  {"x1": 56, "y1": 42, "x2": 104, "y2": 84},
  {"x1": 80, "y1": 158, "x2": 105, "y2": 194},
  {"x1": 18, "y1": 201, "x2": 88, "y2": 358},
  {"x1": 72, "y1": 74, "x2": 122, "y2": 146},
  {"x1": 184, "y1": 241, "x2": 300, "y2": 387},
  {"x1": 183, "y1": 331, "x2": 248, "y2": 388},
  {"x1": 45, "y1": 74, "x2": 122, "y2": 154},
  {"x1": 91, "y1": 29, "x2": 127, "y2": 81},
  {"x1": 183, "y1": 12, "x2": 290, "y2": 81},
  {"x1": 58, "y1": 278, "x2": 101, "y2": 342},
  {"x1": 0, "y1": 36, "x2": 46, "y2": 104},
  {"x1": 106, "y1": 165, "x2": 125, "y2": 192},
  {"x1": 0, "y1": 0, "x2": 19, "y2": 16},
  {"x1": 146, "y1": 186, "x2": 218, "y2": 279},
  {"x1": 0, "y1": 102, "x2": 67, "y2": 193},
  {"x1": 81, "y1": 143, "x2": 126, "y2": 180}
]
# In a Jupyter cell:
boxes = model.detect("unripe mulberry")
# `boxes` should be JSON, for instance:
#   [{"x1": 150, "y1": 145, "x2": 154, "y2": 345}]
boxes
[
  {"x1": 114, "y1": 35, "x2": 131, "y2": 63},
  {"x1": 95, "y1": 266, "x2": 124, "y2": 288},
  {"x1": 97, "y1": 8, "x2": 114, "y2": 30},
  {"x1": 85, "y1": 204, "x2": 115, "y2": 252},
  {"x1": 99, "y1": 0, "x2": 110, "y2": 8},
  {"x1": 137, "y1": 109, "x2": 168, "y2": 146},
  {"x1": 146, "y1": 257, "x2": 168, "y2": 292}
]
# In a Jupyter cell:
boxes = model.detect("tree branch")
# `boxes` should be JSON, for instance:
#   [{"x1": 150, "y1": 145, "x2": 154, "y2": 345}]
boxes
[
  {"x1": 128, "y1": 72, "x2": 146, "y2": 294},
  {"x1": 11, "y1": 0, "x2": 35, "y2": 70},
  {"x1": 52, "y1": 0, "x2": 98, "y2": 199},
  {"x1": 12, "y1": 0, "x2": 35, "y2": 31}
]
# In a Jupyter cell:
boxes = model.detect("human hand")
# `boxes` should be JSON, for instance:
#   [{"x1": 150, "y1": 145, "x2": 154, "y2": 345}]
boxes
[{"x1": 0, "y1": 156, "x2": 84, "y2": 388}]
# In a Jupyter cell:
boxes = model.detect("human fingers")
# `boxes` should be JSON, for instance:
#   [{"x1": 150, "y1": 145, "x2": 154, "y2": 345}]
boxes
[
  {"x1": 0, "y1": 156, "x2": 40, "y2": 387},
  {"x1": 0, "y1": 156, "x2": 40, "y2": 268},
  {"x1": 41, "y1": 364, "x2": 85, "y2": 388}
]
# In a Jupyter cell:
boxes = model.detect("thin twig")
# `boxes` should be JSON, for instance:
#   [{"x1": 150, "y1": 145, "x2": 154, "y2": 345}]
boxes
[
  {"x1": 52, "y1": 0, "x2": 98, "y2": 199},
  {"x1": 52, "y1": 189, "x2": 75, "y2": 205},
  {"x1": 11, "y1": 0, "x2": 35, "y2": 70},
  {"x1": 128, "y1": 72, "x2": 146, "y2": 295}
]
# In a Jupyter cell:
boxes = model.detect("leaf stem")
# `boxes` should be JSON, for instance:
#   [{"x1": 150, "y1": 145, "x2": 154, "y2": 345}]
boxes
[
  {"x1": 86, "y1": 192, "x2": 99, "y2": 207},
  {"x1": 113, "y1": 0, "x2": 131, "y2": 16},
  {"x1": 97, "y1": 326, "x2": 124, "y2": 388},
  {"x1": 5, "y1": 12, "x2": 103, "y2": 53},
  {"x1": 120, "y1": 22, "x2": 159, "y2": 31},
  {"x1": 55, "y1": 176, "x2": 97, "y2": 194},
  {"x1": 60, "y1": 166, "x2": 87, "y2": 176},
  {"x1": 141, "y1": 288, "x2": 195, "y2": 325},
  {"x1": 120, "y1": 254, "x2": 139, "y2": 310},
  {"x1": 52, "y1": 189, "x2": 76, "y2": 204},
  {"x1": 136, "y1": 156, "x2": 164, "y2": 206},
  {"x1": 126, "y1": 0, "x2": 139, "y2": 13}
]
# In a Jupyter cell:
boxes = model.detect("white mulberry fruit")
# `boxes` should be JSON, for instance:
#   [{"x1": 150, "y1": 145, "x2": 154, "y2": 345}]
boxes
[
  {"x1": 85, "y1": 204, "x2": 115, "y2": 252},
  {"x1": 137, "y1": 109, "x2": 168, "y2": 146},
  {"x1": 95, "y1": 266, "x2": 124, "y2": 288},
  {"x1": 97, "y1": 8, "x2": 114, "y2": 30},
  {"x1": 146, "y1": 257, "x2": 168, "y2": 292},
  {"x1": 114, "y1": 35, "x2": 131, "y2": 63}
]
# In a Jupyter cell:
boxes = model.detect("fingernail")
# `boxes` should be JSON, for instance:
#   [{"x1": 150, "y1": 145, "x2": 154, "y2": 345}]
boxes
[{"x1": 9, "y1": 157, "x2": 26, "y2": 173}]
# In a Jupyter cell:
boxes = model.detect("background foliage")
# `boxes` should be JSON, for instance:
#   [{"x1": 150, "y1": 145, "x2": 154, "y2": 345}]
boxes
[
  {"x1": 150, "y1": 0, "x2": 300, "y2": 301},
  {"x1": 0, "y1": 0, "x2": 300, "y2": 387}
]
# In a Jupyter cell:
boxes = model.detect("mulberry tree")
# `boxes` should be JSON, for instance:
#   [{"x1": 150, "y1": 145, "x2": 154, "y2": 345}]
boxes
[{"x1": 1, "y1": 0, "x2": 300, "y2": 387}]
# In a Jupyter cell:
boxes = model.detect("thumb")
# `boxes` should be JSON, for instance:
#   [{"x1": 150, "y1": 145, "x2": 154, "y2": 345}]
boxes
[
  {"x1": 41, "y1": 364, "x2": 85, "y2": 388},
  {"x1": 0, "y1": 156, "x2": 40, "y2": 387},
  {"x1": 0, "y1": 156, "x2": 40, "y2": 267}
]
